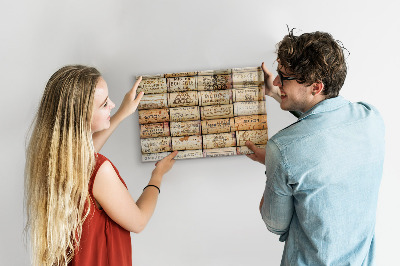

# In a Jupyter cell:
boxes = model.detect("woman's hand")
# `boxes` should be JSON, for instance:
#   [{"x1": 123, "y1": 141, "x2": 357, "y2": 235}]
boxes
[
  {"x1": 115, "y1": 76, "x2": 144, "y2": 120},
  {"x1": 92, "y1": 77, "x2": 144, "y2": 152},
  {"x1": 152, "y1": 151, "x2": 178, "y2": 179},
  {"x1": 261, "y1": 62, "x2": 282, "y2": 103}
]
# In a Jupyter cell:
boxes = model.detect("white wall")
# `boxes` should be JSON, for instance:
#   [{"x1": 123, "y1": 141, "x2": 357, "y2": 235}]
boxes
[{"x1": 1, "y1": 0, "x2": 399, "y2": 265}]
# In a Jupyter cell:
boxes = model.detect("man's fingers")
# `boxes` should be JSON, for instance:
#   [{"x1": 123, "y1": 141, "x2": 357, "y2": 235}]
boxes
[
  {"x1": 245, "y1": 140, "x2": 257, "y2": 152},
  {"x1": 246, "y1": 153, "x2": 257, "y2": 161},
  {"x1": 261, "y1": 62, "x2": 271, "y2": 76},
  {"x1": 260, "y1": 85, "x2": 266, "y2": 96}
]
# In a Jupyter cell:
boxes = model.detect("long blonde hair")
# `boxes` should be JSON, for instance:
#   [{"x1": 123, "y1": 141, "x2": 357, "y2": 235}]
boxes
[{"x1": 25, "y1": 65, "x2": 101, "y2": 265}]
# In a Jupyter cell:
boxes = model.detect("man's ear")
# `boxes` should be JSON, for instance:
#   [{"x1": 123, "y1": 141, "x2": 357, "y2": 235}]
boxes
[{"x1": 312, "y1": 82, "x2": 324, "y2": 96}]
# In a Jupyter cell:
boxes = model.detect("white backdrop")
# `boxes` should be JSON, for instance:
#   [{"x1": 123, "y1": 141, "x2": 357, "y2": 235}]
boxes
[{"x1": 1, "y1": 0, "x2": 399, "y2": 265}]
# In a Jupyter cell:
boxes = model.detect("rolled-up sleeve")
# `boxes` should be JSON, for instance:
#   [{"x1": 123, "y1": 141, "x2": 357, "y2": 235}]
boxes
[{"x1": 260, "y1": 139, "x2": 294, "y2": 241}]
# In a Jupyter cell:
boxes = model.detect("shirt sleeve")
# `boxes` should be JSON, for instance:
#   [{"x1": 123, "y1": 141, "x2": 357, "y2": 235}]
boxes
[{"x1": 260, "y1": 139, "x2": 294, "y2": 241}]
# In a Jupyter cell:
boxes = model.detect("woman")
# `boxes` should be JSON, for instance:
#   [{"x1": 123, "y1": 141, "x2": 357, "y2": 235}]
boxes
[{"x1": 25, "y1": 65, "x2": 177, "y2": 265}]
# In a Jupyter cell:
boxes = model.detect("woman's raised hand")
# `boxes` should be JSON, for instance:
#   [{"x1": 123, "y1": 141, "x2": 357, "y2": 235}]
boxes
[{"x1": 115, "y1": 76, "x2": 144, "y2": 119}]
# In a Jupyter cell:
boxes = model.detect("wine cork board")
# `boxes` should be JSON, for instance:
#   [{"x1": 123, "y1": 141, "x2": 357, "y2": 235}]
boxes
[{"x1": 137, "y1": 67, "x2": 268, "y2": 162}]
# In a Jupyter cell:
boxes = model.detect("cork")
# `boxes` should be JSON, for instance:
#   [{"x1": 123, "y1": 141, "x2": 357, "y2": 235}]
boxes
[
  {"x1": 137, "y1": 77, "x2": 167, "y2": 94},
  {"x1": 197, "y1": 74, "x2": 232, "y2": 91},
  {"x1": 142, "y1": 151, "x2": 171, "y2": 162},
  {"x1": 233, "y1": 87, "x2": 265, "y2": 102},
  {"x1": 236, "y1": 144, "x2": 266, "y2": 155},
  {"x1": 198, "y1": 89, "x2": 233, "y2": 106},
  {"x1": 170, "y1": 106, "x2": 200, "y2": 122},
  {"x1": 203, "y1": 147, "x2": 237, "y2": 157},
  {"x1": 170, "y1": 120, "x2": 201, "y2": 137},
  {"x1": 234, "y1": 115, "x2": 268, "y2": 131},
  {"x1": 164, "y1": 71, "x2": 198, "y2": 78},
  {"x1": 168, "y1": 91, "x2": 199, "y2": 107},
  {"x1": 141, "y1": 136, "x2": 172, "y2": 154},
  {"x1": 200, "y1": 104, "x2": 234, "y2": 120},
  {"x1": 138, "y1": 108, "x2": 170, "y2": 124},
  {"x1": 172, "y1": 135, "x2": 203, "y2": 150},
  {"x1": 175, "y1": 149, "x2": 203, "y2": 160},
  {"x1": 233, "y1": 101, "x2": 266, "y2": 116},
  {"x1": 167, "y1": 76, "x2": 197, "y2": 92},
  {"x1": 202, "y1": 132, "x2": 236, "y2": 149},
  {"x1": 140, "y1": 122, "x2": 170, "y2": 139},
  {"x1": 137, "y1": 93, "x2": 168, "y2": 110},
  {"x1": 232, "y1": 67, "x2": 264, "y2": 88},
  {"x1": 236, "y1": 129, "x2": 268, "y2": 146},
  {"x1": 201, "y1": 118, "x2": 235, "y2": 134}
]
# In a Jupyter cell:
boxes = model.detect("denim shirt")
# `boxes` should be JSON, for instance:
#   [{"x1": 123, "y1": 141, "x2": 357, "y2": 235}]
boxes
[{"x1": 260, "y1": 96, "x2": 385, "y2": 266}]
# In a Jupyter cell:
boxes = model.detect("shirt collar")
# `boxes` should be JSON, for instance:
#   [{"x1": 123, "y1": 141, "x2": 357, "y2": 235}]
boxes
[{"x1": 298, "y1": 95, "x2": 350, "y2": 121}]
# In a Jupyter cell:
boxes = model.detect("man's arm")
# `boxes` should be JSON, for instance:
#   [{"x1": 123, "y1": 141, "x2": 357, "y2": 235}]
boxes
[
  {"x1": 93, "y1": 77, "x2": 144, "y2": 152},
  {"x1": 260, "y1": 140, "x2": 294, "y2": 240}
]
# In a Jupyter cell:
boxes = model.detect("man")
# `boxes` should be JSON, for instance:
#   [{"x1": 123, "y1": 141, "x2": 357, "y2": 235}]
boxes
[{"x1": 246, "y1": 31, "x2": 385, "y2": 265}]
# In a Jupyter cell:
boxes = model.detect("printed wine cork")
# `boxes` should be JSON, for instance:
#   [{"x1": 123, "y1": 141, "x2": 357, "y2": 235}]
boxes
[
  {"x1": 232, "y1": 67, "x2": 264, "y2": 88},
  {"x1": 200, "y1": 104, "x2": 234, "y2": 120},
  {"x1": 233, "y1": 101, "x2": 266, "y2": 116},
  {"x1": 167, "y1": 76, "x2": 197, "y2": 92},
  {"x1": 198, "y1": 69, "x2": 232, "y2": 76},
  {"x1": 140, "y1": 122, "x2": 170, "y2": 139},
  {"x1": 175, "y1": 149, "x2": 203, "y2": 160},
  {"x1": 137, "y1": 77, "x2": 167, "y2": 94},
  {"x1": 138, "y1": 108, "x2": 170, "y2": 124},
  {"x1": 142, "y1": 151, "x2": 171, "y2": 162},
  {"x1": 202, "y1": 132, "x2": 236, "y2": 149},
  {"x1": 203, "y1": 147, "x2": 237, "y2": 157},
  {"x1": 197, "y1": 74, "x2": 232, "y2": 91},
  {"x1": 164, "y1": 71, "x2": 198, "y2": 78},
  {"x1": 137, "y1": 93, "x2": 168, "y2": 110},
  {"x1": 141, "y1": 136, "x2": 172, "y2": 154},
  {"x1": 170, "y1": 106, "x2": 200, "y2": 122},
  {"x1": 234, "y1": 115, "x2": 268, "y2": 131},
  {"x1": 171, "y1": 135, "x2": 202, "y2": 150},
  {"x1": 168, "y1": 91, "x2": 199, "y2": 107},
  {"x1": 236, "y1": 145, "x2": 266, "y2": 155},
  {"x1": 198, "y1": 89, "x2": 233, "y2": 106},
  {"x1": 170, "y1": 120, "x2": 201, "y2": 137},
  {"x1": 233, "y1": 87, "x2": 265, "y2": 102},
  {"x1": 236, "y1": 129, "x2": 268, "y2": 146},
  {"x1": 201, "y1": 118, "x2": 235, "y2": 134}
]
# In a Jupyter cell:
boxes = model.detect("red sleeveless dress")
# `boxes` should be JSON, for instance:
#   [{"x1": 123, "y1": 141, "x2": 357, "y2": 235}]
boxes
[{"x1": 69, "y1": 153, "x2": 132, "y2": 266}]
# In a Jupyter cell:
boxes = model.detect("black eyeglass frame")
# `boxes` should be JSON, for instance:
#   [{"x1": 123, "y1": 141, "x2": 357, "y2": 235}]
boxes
[{"x1": 277, "y1": 70, "x2": 297, "y2": 86}]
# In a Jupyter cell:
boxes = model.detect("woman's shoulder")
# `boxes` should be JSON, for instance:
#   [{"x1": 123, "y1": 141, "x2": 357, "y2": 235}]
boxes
[
  {"x1": 95, "y1": 153, "x2": 108, "y2": 164},
  {"x1": 94, "y1": 153, "x2": 127, "y2": 188}
]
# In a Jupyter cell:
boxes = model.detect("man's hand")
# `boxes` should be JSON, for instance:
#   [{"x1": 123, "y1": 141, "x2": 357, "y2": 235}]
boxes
[
  {"x1": 261, "y1": 62, "x2": 281, "y2": 103},
  {"x1": 245, "y1": 141, "x2": 266, "y2": 165}
]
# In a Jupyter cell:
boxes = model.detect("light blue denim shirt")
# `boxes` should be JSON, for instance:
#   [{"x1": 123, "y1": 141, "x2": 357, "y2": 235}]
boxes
[{"x1": 261, "y1": 96, "x2": 385, "y2": 266}]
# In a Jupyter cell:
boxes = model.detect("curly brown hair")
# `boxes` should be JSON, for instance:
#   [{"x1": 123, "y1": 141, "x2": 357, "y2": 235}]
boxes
[{"x1": 277, "y1": 30, "x2": 348, "y2": 98}]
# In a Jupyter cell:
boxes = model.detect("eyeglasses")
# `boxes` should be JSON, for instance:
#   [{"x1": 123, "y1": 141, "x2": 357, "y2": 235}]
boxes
[{"x1": 277, "y1": 70, "x2": 297, "y2": 86}]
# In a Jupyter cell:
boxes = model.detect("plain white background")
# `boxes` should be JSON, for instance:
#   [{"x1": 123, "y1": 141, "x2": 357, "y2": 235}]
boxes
[{"x1": 1, "y1": 0, "x2": 399, "y2": 265}]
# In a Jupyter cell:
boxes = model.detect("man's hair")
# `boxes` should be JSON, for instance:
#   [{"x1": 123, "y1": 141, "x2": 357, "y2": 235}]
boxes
[{"x1": 277, "y1": 30, "x2": 348, "y2": 98}]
